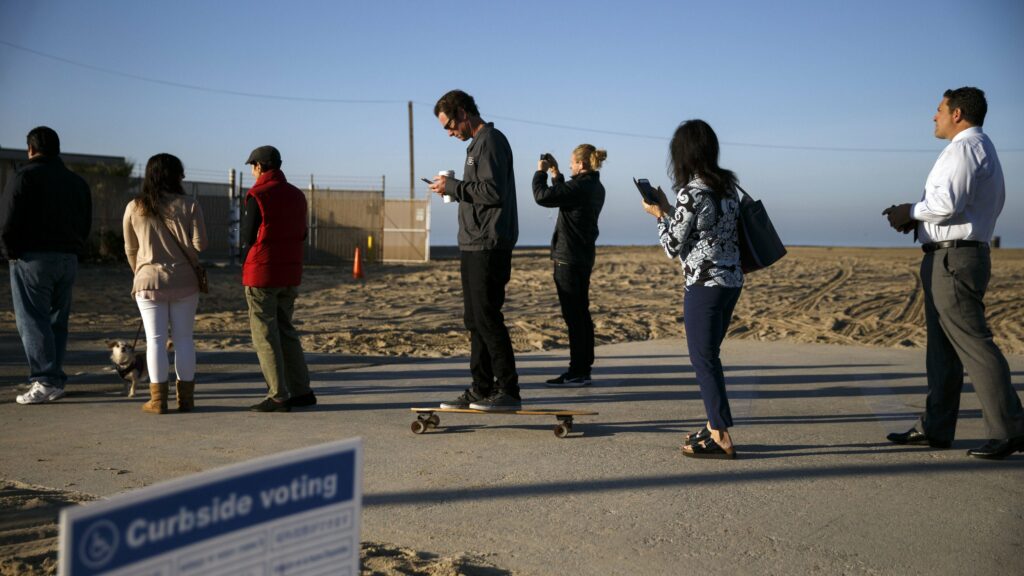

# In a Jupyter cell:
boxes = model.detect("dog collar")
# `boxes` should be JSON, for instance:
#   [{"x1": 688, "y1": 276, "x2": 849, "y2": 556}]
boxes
[{"x1": 115, "y1": 356, "x2": 144, "y2": 378}]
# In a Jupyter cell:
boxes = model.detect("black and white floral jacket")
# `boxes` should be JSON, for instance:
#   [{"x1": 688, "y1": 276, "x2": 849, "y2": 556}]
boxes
[{"x1": 657, "y1": 177, "x2": 744, "y2": 288}]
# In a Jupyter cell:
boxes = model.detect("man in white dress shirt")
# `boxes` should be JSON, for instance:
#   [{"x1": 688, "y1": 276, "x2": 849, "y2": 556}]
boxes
[{"x1": 883, "y1": 87, "x2": 1024, "y2": 459}]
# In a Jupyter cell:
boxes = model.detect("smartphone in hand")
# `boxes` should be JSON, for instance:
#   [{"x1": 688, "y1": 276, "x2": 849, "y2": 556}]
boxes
[{"x1": 633, "y1": 178, "x2": 661, "y2": 205}]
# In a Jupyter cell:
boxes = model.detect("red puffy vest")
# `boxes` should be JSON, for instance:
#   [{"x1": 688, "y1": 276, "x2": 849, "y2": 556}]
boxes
[{"x1": 242, "y1": 170, "x2": 307, "y2": 287}]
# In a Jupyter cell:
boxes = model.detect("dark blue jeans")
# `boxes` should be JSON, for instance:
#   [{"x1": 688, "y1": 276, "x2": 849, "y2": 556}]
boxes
[
  {"x1": 9, "y1": 252, "x2": 79, "y2": 389},
  {"x1": 683, "y1": 284, "x2": 742, "y2": 430}
]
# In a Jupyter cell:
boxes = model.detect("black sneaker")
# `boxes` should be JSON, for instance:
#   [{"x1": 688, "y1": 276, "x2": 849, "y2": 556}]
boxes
[
  {"x1": 250, "y1": 398, "x2": 291, "y2": 412},
  {"x1": 469, "y1": 390, "x2": 522, "y2": 412},
  {"x1": 440, "y1": 388, "x2": 487, "y2": 409},
  {"x1": 287, "y1": 391, "x2": 317, "y2": 408},
  {"x1": 544, "y1": 372, "x2": 592, "y2": 388}
]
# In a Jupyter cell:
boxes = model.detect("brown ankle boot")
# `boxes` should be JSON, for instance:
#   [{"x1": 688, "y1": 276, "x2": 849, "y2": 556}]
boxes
[
  {"x1": 142, "y1": 382, "x2": 168, "y2": 414},
  {"x1": 176, "y1": 380, "x2": 195, "y2": 412}
]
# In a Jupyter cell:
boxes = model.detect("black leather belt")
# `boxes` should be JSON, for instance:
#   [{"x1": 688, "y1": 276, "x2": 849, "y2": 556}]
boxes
[{"x1": 921, "y1": 240, "x2": 986, "y2": 253}]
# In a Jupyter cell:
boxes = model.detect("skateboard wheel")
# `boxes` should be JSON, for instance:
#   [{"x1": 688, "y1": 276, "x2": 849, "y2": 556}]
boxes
[
  {"x1": 411, "y1": 420, "x2": 427, "y2": 434},
  {"x1": 554, "y1": 424, "x2": 570, "y2": 438},
  {"x1": 427, "y1": 414, "x2": 440, "y2": 427}
]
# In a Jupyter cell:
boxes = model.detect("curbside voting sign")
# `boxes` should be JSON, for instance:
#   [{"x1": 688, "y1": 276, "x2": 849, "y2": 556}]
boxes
[{"x1": 59, "y1": 437, "x2": 362, "y2": 576}]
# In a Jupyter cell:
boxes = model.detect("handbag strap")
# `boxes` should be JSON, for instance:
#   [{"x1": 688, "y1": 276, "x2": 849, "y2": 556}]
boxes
[
  {"x1": 131, "y1": 319, "x2": 143, "y2": 350},
  {"x1": 734, "y1": 183, "x2": 753, "y2": 203},
  {"x1": 158, "y1": 214, "x2": 202, "y2": 276}
]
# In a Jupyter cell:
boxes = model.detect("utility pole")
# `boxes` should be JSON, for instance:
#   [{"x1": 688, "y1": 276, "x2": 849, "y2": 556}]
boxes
[
  {"x1": 408, "y1": 100, "x2": 415, "y2": 200},
  {"x1": 228, "y1": 168, "x2": 238, "y2": 266},
  {"x1": 308, "y1": 174, "x2": 316, "y2": 263}
]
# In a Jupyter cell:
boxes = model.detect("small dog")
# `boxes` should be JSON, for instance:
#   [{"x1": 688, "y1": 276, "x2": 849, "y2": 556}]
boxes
[
  {"x1": 108, "y1": 338, "x2": 175, "y2": 397},
  {"x1": 108, "y1": 340, "x2": 146, "y2": 397}
]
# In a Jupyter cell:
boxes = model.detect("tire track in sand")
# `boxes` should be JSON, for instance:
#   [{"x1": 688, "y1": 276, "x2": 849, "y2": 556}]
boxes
[
  {"x1": 890, "y1": 269, "x2": 924, "y2": 325},
  {"x1": 793, "y1": 264, "x2": 853, "y2": 312}
]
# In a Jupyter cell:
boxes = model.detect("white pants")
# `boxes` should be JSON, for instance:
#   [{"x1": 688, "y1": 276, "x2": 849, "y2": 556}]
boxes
[{"x1": 135, "y1": 293, "x2": 199, "y2": 383}]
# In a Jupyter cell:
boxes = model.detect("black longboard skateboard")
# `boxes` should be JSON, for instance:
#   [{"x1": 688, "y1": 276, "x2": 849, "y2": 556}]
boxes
[{"x1": 410, "y1": 407, "x2": 598, "y2": 438}]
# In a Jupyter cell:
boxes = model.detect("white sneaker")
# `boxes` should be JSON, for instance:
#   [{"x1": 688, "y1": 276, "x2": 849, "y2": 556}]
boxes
[{"x1": 16, "y1": 382, "x2": 66, "y2": 405}]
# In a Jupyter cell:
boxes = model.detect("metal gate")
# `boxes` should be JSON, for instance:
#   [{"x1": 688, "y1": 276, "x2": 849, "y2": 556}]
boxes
[
  {"x1": 307, "y1": 188, "x2": 384, "y2": 263},
  {"x1": 383, "y1": 199, "x2": 430, "y2": 262}
]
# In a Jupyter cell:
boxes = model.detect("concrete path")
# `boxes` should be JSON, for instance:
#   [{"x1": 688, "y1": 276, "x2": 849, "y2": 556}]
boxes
[{"x1": 1, "y1": 338, "x2": 1023, "y2": 575}]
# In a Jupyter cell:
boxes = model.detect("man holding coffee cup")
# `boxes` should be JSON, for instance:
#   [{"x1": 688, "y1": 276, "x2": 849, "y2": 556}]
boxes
[
  {"x1": 439, "y1": 170, "x2": 455, "y2": 203},
  {"x1": 429, "y1": 89, "x2": 521, "y2": 411}
]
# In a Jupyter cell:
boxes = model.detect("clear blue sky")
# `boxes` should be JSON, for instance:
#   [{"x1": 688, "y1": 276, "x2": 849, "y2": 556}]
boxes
[{"x1": 2, "y1": 0, "x2": 1022, "y2": 247}]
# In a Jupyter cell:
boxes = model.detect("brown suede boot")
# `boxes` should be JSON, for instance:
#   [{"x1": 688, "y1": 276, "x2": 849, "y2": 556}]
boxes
[
  {"x1": 176, "y1": 380, "x2": 195, "y2": 412},
  {"x1": 142, "y1": 382, "x2": 168, "y2": 414}
]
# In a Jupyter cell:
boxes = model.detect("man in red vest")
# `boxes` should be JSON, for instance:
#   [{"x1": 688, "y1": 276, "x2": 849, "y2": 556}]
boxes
[{"x1": 241, "y1": 145, "x2": 315, "y2": 412}]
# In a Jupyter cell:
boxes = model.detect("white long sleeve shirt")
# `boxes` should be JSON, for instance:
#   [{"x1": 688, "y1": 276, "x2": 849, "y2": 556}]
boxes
[{"x1": 913, "y1": 126, "x2": 1005, "y2": 244}]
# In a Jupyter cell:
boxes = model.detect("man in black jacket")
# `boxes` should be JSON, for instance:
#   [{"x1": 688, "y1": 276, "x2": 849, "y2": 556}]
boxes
[
  {"x1": 429, "y1": 90, "x2": 521, "y2": 411},
  {"x1": 0, "y1": 126, "x2": 92, "y2": 404},
  {"x1": 533, "y1": 145, "x2": 606, "y2": 386}
]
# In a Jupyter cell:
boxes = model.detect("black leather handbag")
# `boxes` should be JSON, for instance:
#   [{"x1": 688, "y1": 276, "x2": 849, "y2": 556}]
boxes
[{"x1": 735, "y1": 184, "x2": 786, "y2": 273}]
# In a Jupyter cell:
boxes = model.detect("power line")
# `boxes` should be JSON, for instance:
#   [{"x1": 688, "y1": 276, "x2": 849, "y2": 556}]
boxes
[
  {"x1": 5, "y1": 41, "x2": 1022, "y2": 153},
  {"x1": 0, "y1": 40, "x2": 405, "y2": 105},
  {"x1": 410, "y1": 102, "x2": 998, "y2": 153},
  {"x1": 489, "y1": 114, "x2": 947, "y2": 153}
]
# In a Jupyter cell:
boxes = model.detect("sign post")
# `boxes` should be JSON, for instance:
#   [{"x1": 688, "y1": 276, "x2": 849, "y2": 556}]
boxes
[{"x1": 59, "y1": 438, "x2": 362, "y2": 576}]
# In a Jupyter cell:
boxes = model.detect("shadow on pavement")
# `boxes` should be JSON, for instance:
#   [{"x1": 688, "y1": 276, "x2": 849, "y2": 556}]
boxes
[{"x1": 363, "y1": 459, "x2": 1024, "y2": 507}]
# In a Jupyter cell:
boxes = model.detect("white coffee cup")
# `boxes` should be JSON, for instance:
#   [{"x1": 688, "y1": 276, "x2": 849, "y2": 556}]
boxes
[{"x1": 440, "y1": 170, "x2": 455, "y2": 203}]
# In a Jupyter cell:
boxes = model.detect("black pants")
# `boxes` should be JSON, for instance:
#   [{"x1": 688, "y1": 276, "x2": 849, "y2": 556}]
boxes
[
  {"x1": 554, "y1": 260, "x2": 594, "y2": 375},
  {"x1": 460, "y1": 249, "x2": 519, "y2": 396}
]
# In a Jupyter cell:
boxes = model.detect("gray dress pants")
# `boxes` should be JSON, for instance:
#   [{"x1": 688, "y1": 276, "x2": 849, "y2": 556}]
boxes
[{"x1": 919, "y1": 245, "x2": 1024, "y2": 442}]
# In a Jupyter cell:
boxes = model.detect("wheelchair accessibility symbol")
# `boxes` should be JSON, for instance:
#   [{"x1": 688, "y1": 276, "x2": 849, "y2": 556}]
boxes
[{"x1": 79, "y1": 519, "x2": 119, "y2": 569}]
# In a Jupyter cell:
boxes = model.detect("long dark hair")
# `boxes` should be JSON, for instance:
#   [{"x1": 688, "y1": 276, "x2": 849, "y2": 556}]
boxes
[
  {"x1": 137, "y1": 153, "x2": 185, "y2": 217},
  {"x1": 667, "y1": 119, "x2": 737, "y2": 198}
]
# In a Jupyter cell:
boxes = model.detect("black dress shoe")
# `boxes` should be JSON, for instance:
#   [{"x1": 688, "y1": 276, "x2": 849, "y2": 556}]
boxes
[
  {"x1": 287, "y1": 391, "x2": 317, "y2": 408},
  {"x1": 966, "y1": 436, "x2": 1024, "y2": 460},
  {"x1": 886, "y1": 428, "x2": 951, "y2": 449},
  {"x1": 250, "y1": 398, "x2": 291, "y2": 413}
]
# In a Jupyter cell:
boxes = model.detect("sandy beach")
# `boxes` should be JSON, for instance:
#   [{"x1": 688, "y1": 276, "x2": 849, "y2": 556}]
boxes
[
  {"x1": 1, "y1": 246, "x2": 1022, "y2": 575},
  {"x1": 4, "y1": 245, "x2": 1019, "y2": 359}
]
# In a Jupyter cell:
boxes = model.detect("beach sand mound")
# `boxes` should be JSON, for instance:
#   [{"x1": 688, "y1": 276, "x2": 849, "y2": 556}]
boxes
[{"x1": 0, "y1": 482, "x2": 88, "y2": 576}]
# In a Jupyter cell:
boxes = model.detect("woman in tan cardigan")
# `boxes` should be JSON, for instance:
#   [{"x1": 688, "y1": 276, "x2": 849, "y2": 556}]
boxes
[{"x1": 123, "y1": 153, "x2": 207, "y2": 414}]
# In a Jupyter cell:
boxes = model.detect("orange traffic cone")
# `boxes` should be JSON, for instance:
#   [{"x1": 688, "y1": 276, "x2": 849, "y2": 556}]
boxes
[{"x1": 353, "y1": 247, "x2": 364, "y2": 279}]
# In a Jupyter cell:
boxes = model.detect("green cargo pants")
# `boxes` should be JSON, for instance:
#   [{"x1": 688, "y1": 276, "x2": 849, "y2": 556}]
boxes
[{"x1": 244, "y1": 286, "x2": 311, "y2": 401}]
